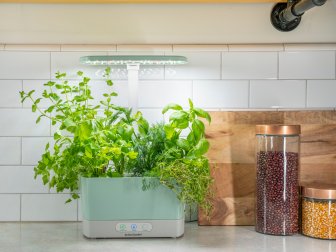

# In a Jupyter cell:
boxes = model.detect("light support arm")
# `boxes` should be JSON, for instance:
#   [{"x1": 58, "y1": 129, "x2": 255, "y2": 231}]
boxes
[
  {"x1": 271, "y1": 0, "x2": 327, "y2": 32},
  {"x1": 126, "y1": 63, "x2": 140, "y2": 113}
]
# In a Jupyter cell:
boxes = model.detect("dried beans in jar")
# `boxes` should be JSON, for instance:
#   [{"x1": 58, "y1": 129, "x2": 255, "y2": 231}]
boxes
[{"x1": 255, "y1": 125, "x2": 301, "y2": 235}]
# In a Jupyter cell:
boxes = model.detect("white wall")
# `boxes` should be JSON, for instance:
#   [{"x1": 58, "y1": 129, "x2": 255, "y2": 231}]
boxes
[
  {"x1": 0, "y1": 2, "x2": 336, "y2": 44},
  {"x1": 0, "y1": 43, "x2": 335, "y2": 221}
]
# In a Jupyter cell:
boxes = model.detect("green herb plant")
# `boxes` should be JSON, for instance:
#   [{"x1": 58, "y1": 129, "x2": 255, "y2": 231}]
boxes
[
  {"x1": 20, "y1": 69, "x2": 143, "y2": 202},
  {"x1": 134, "y1": 100, "x2": 213, "y2": 214},
  {"x1": 20, "y1": 68, "x2": 213, "y2": 214}
]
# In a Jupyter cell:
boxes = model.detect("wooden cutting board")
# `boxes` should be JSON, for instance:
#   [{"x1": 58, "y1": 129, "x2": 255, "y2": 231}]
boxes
[{"x1": 198, "y1": 111, "x2": 336, "y2": 226}]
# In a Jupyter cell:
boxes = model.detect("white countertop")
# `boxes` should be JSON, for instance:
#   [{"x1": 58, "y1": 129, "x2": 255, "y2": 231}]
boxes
[{"x1": 0, "y1": 222, "x2": 334, "y2": 252}]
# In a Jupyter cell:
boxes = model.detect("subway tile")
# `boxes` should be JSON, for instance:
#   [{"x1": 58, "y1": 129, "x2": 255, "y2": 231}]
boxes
[
  {"x1": 117, "y1": 44, "x2": 172, "y2": 52},
  {"x1": 0, "y1": 109, "x2": 50, "y2": 136},
  {"x1": 228, "y1": 44, "x2": 284, "y2": 52},
  {"x1": 21, "y1": 194, "x2": 77, "y2": 221},
  {"x1": 51, "y1": 51, "x2": 107, "y2": 80},
  {"x1": 307, "y1": 80, "x2": 336, "y2": 108},
  {"x1": 165, "y1": 52, "x2": 221, "y2": 80},
  {"x1": 61, "y1": 44, "x2": 116, "y2": 52},
  {"x1": 5, "y1": 44, "x2": 60, "y2": 51},
  {"x1": 22, "y1": 137, "x2": 53, "y2": 165},
  {"x1": 284, "y1": 43, "x2": 336, "y2": 51},
  {"x1": 193, "y1": 80, "x2": 249, "y2": 109},
  {"x1": 22, "y1": 80, "x2": 52, "y2": 108},
  {"x1": 0, "y1": 195, "x2": 20, "y2": 221},
  {"x1": 222, "y1": 52, "x2": 278, "y2": 79},
  {"x1": 138, "y1": 80, "x2": 192, "y2": 108},
  {"x1": 279, "y1": 51, "x2": 335, "y2": 79},
  {"x1": 250, "y1": 80, "x2": 306, "y2": 108},
  {"x1": 173, "y1": 45, "x2": 228, "y2": 52},
  {"x1": 0, "y1": 51, "x2": 50, "y2": 79},
  {"x1": 0, "y1": 166, "x2": 47, "y2": 193},
  {"x1": 0, "y1": 138, "x2": 21, "y2": 165},
  {"x1": 0, "y1": 80, "x2": 22, "y2": 108},
  {"x1": 139, "y1": 109, "x2": 164, "y2": 125}
]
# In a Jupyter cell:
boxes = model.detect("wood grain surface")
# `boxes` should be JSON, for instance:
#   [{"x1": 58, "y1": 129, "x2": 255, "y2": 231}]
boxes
[{"x1": 198, "y1": 111, "x2": 336, "y2": 226}]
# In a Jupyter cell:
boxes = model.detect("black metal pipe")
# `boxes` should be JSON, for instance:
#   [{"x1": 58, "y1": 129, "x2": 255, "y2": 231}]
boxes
[
  {"x1": 271, "y1": 0, "x2": 327, "y2": 32},
  {"x1": 282, "y1": 0, "x2": 328, "y2": 21}
]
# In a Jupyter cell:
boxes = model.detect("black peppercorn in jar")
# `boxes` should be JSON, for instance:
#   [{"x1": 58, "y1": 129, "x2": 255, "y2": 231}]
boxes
[{"x1": 255, "y1": 125, "x2": 301, "y2": 235}]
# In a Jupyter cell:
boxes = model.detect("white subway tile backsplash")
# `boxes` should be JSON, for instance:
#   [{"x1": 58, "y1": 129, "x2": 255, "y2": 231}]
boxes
[
  {"x1": 279, "y1": 51, "x2": 335, "y2": 79},
  {"x1": 61, "y1": 44, "x2": 116, "y2": 52},
  {"x1": 0, "y1": 80, "x2": 22, "y2": 108},
  {"x1": 307, "y1": 80, "x2": 336, "y2": 107},
  {"x1": 0, "y1": 195, "x2": 20, "y2": 221},
  {"x1": 193, "y1": 80, "x2": 249, "y2": 109},
  {"x1": 22, "y1": 80, "x2": 52, "y2": 108},
  {"x1": 117, "y1": 44, "x2": 172, "y2": 52},
  {"x1": 173, "y1": 45, "x2": 228, "y2": 52},
  {"x1": 0, "y1": 138, "x2": 21, "y2": 165},
  {"x1": 250, "y1": 80, "x2": 306, "y2": 108},
  {"x1": 222, "y1": 52, "x2": 278, "y2": 79},
  {"x1": 228, "y1": 44, "x2": 284, "y2": 52},
  {"x1": 0, "y1": 166, "x2": 47, "y2": 193},
  {"x1": 0, "y1": 51, "x2": 50, "y2": 79},
  {"x1": 0, "y1": 44, "x2": 336, "y2": 222},
  {"x1": 5, "y1": 44, "x2": 60, "y2": 52},
  {"x1": 22, "y1": 137, "x2": 53, "y2": 165},
  {"x1": 0, "y1": 109, "x2": 50, "y2": 136},
  {"x1": 21, "y1": 194, "x2": 77, "y2": 221},
  {"x1": 51, "y1": 52, "x2": 107, "y2": 80},
  {"x1": 165, "y1": 52, "x2": 221, "y2": 80},
  {"x1": 138, "y1": 81, "x2": 192, "y2": 108}
]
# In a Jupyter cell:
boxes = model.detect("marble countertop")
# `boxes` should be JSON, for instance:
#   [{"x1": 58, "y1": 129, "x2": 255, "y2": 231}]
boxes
[{"x1": 0, "y1": 222, "x2": 334, "y2": 252}]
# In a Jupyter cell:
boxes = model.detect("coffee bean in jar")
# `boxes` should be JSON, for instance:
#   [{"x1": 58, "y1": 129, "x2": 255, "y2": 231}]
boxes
[{"x1": 255, "y1": 125, "x2": 301, "y2": 236}]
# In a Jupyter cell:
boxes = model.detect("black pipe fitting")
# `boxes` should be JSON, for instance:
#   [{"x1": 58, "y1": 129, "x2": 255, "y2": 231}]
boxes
[{"x1": 271, "y1": 0, "x2": 327, "y2": 32}]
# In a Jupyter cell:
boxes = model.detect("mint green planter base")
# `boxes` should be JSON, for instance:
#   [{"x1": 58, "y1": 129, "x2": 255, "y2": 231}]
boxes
[
  {"x1": 80, "y1": 177, "x2": 185, "y2": 238},
  {"x1": 83, "y1": 219, "x2": 184, "y2": 238}
]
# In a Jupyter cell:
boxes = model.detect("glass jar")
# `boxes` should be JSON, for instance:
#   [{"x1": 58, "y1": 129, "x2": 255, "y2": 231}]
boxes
[
  {"x1": 255, "y1": 125, "x2": 301, "y2": 235},
  {"x1": 302, "y1": 184, "x2": 336, "y2": 239}
]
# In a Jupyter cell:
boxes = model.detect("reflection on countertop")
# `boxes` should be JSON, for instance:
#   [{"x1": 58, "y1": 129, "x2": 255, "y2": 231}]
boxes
[{"x1": 0, "y1": 222, "x2": 334, "y2": 252}]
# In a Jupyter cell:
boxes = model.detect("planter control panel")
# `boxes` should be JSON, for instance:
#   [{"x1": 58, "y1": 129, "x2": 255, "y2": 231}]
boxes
[
  {"x1": 116, "y1": 223, "x2": 153, "y2": 233},
  {"x1": 82, "y1": 219, "x2": 184, "y2": 238}
]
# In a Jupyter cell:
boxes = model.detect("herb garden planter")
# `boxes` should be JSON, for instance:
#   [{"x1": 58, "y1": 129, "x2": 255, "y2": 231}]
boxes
[{"x1": 81, "y1": 177, "x2": 185, "y2": 238}]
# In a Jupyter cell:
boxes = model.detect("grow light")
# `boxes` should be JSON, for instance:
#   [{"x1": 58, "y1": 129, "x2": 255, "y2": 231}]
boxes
[{"x1": 80, "y1": 55, "x2": 188, "y2": 113}]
